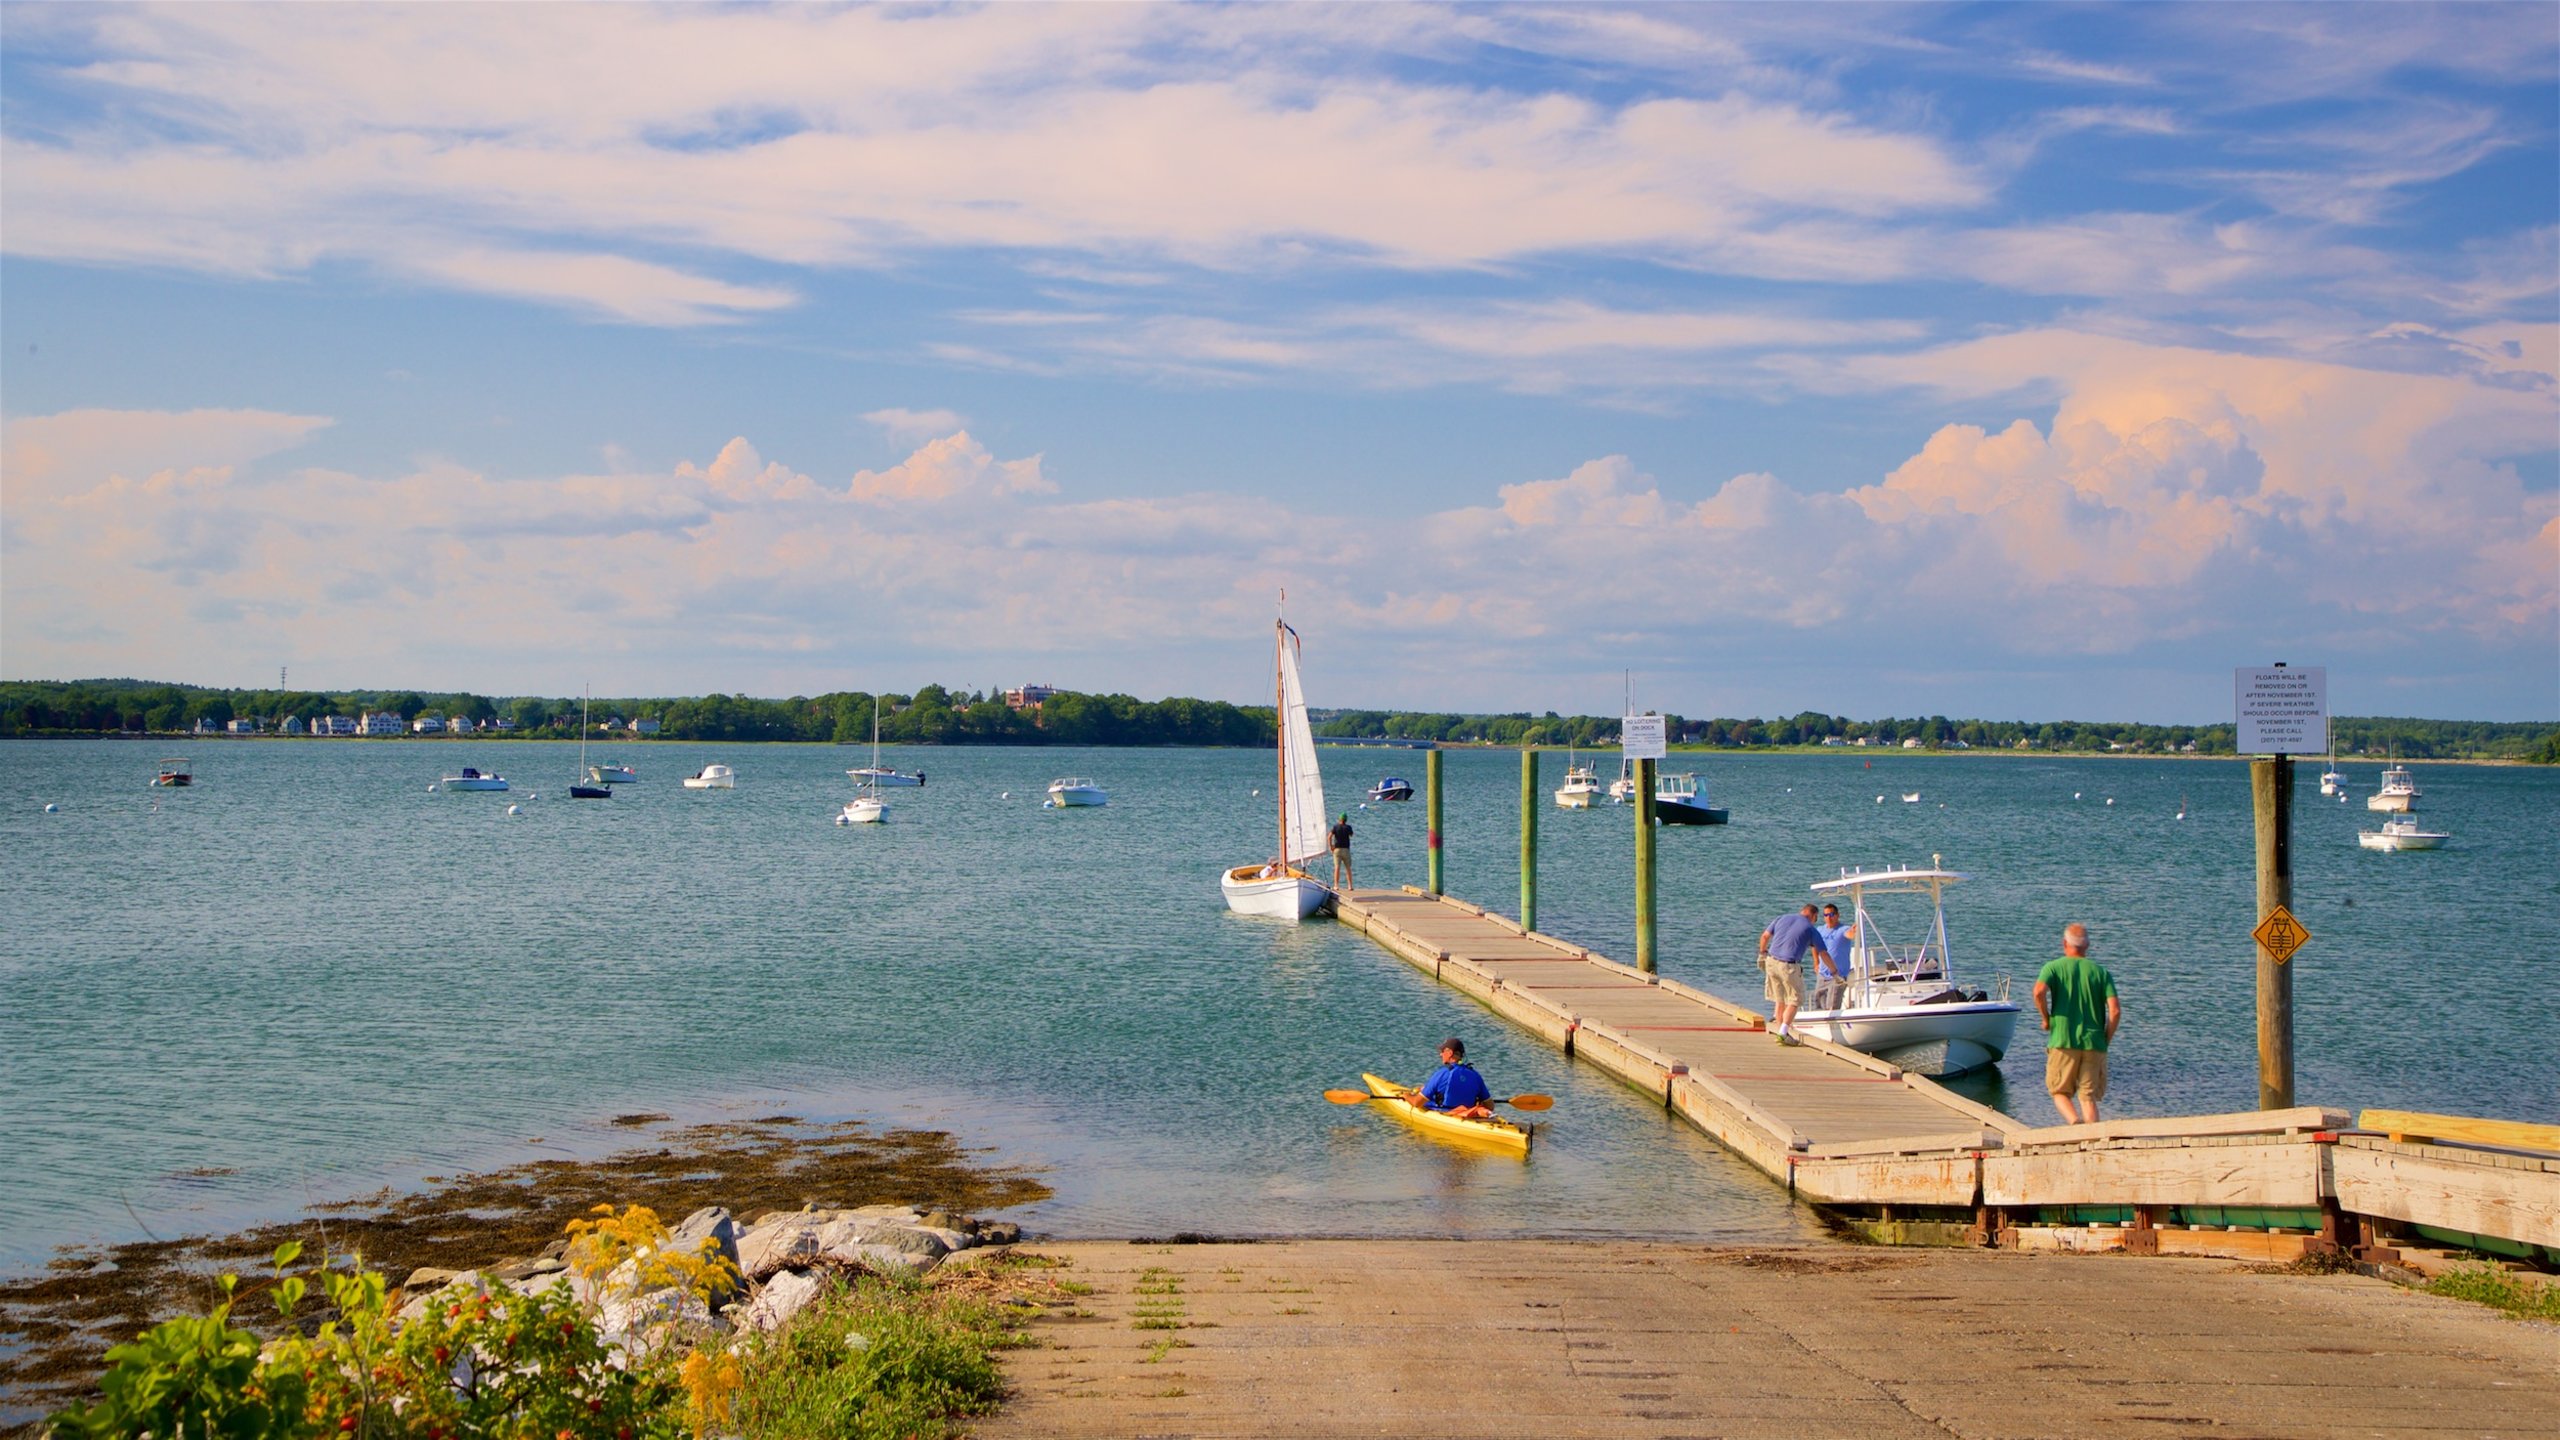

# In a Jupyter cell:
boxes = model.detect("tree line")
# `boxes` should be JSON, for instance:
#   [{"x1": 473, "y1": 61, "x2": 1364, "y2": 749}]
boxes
[
  {"x1": 0, "y1": 679, "x2": 1273, "y2": 748},
  {"x1": 2, "y1": 679, "x2": 2549, "y2": 759}
]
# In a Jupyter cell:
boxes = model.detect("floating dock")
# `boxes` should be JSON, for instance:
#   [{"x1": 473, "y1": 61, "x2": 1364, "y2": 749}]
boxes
[{"x1": 1335, "y1": 886, "x2": 2559, "y2": 1266}]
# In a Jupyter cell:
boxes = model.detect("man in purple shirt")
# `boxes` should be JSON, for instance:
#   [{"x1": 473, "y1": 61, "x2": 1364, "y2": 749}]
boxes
[{"x1": 1758, "y1": 901, "x2": 1822, "y2": 1044}]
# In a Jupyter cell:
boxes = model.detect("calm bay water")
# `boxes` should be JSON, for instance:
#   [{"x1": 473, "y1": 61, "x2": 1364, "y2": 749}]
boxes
[{"x1": 2, "y1": 738, "x2": 2553, "y2": 1271}]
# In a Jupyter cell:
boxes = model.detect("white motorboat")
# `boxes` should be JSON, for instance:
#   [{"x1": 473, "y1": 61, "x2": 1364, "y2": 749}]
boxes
[
  {"x1": 845, "y1": 766, "x2": 924, "y2": 788},
  {"x1": 2366, "y1": 765, "x2": 2419, "y2": 812},
  {"x1": 1901, "y1": 792, "x2": 1921, "y2": 804},
  {"x1": 1046, "y1": 778, "x2": 1108, "y2": 807},
  {"x1": 1221, "y1": 607, "x2": 1333, "y2": 921},
  {"x1": 442, "y1": 766, "x2": 509, "y2": 792},
  {"x1": 1790, "y1": 862, "x2": 2020, "y2": 1079},
  {"x1": 1651, "y1": 772, "x2": 1727, "y2": 825},
  {"x1": 1554, "y1": 753, "x2": 1604, "y2": 809},
  {"x1": 588, "y1": 762, "x2": 638, "y2": 785},
  {"x1": 2359, "y1": 817, "x2": 2448, "y2": 851},
  {"x1": 681, "y1": 764, "x2": 735, "y2": 790}
]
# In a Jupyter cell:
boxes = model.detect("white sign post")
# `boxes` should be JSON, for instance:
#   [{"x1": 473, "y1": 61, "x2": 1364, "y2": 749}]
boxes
[
  {"x1": 1621, "y1": 713, "x2": 1667, "y2": 760},
  {"x1": 2235, "y1": 666, "x2": 2326, "y2": 756}
]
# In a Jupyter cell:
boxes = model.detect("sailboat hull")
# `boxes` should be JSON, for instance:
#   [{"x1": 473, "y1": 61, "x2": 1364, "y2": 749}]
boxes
[{"x1": 1221, "y1": 867, "x2": 1330, "y2": 920}]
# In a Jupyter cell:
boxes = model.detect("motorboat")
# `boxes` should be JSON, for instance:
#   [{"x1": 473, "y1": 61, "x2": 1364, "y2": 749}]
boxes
[
  {"x1": 2366, "y1": 766, "x2": 2419, "y2": 812},
  {"x1": 1608, "y1": 758, "x2": 1640, "y2": 804},
  {"x1": 1221, "y1": 608, "x2": 1332, "y2": 920},
  {"x1": 588, "y1": 762, "x2": 638, "y2": 785},
  {"x1": 1046, "y1": 778, "x2": 1108, "y2": 807},
  {"x1": 1367, "y1": 776, "x2": 1415, "y2": 803},
  {"x1": 845, "y1": 766, "x2": 924, "y2": 788},
  {"x1": 1651, "y1": 772, "x2": 1727, "y2": 825},
  {"x1": 836, "y1": 795, "x2": 886, "y2": 825},
  {"x1": 681, "y1": 764, "x2": 735, "y2": 790},
  {"x1": 1901, "y1": 792, "x2": 1921, "y2": 804},
  {"x1": 442, "y1": 767, "x2": 510, "y2": 792},
  {"x1": 1791, "y1": 862, "x2": 2021, "y2": 1078},
  {"x1": 2359, "y1": 817, "x2": 2448, "y2": 851},
  {"x1": 1553, "y1": 756, "x2": 1604, "y2": 809},
  {"x1": 151, "y1": 758, "x2": 193, "y2": 788}
]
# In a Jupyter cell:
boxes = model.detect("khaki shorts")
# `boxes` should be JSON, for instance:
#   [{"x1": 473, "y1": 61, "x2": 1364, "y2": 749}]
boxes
[
  {"x1": 2046, "y1": 1048, "x2": 2108, "y2": 1101},
  {"x1": 1760, "y1": 956, "x2": 1803, "y2": 1005}
]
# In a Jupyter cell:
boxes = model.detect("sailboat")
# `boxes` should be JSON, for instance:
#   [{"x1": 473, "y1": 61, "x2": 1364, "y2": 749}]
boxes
[
  {"x1": 570, "y1": 689, "x2": 611, "y2": 799},
  {"x1": 839, "y1": 694, "x2": 888, "y2": 824},
  {"x1": 1220, "y1": 610, "x2": 1331, "y2": 920},
  {"x1": 2319, "y1": 718, "x2": 2344, "y2": 796}
]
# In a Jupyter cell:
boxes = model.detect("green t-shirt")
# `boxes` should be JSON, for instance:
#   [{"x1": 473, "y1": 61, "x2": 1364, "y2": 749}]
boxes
[{"x1": 2037, "y1": 955, "x2": 2116, "y2": 1051}]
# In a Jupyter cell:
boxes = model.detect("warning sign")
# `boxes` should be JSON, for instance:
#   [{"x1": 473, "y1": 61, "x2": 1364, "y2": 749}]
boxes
[{"x1": 2252, "y1": 906, "x2": 2311, "y2": 965}]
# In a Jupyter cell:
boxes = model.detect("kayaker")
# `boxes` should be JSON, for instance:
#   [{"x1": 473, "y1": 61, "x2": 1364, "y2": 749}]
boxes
[{"x1": 1411, "y1": 1038, "x2": 1495, "y2": 1119}]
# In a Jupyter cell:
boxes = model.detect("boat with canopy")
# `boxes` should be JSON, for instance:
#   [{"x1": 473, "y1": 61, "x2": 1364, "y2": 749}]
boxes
[{"x1": 1790, "y1": 861, "x2": 2020, "y2": 1078}]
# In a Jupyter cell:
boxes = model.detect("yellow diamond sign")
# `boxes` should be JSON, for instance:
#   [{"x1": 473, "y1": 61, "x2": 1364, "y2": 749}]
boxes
[{"x1": 2253, "y1": 905, "x2": 2311, "y2": 965}]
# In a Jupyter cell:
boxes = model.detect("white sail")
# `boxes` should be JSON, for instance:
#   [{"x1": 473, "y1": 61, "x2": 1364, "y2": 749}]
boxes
[{"x1": 1278, "y1": 633, "x2": 1330, "y2": 866}]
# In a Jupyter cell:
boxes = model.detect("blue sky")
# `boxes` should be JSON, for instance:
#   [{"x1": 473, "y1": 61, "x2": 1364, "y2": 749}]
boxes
[{"x1": 3, "y1": 3, "x2": 2553, "y2": 721}]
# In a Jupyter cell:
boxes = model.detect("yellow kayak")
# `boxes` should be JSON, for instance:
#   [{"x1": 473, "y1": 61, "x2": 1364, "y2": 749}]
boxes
[{"x1": 1361, "y1": 1073, "x2": 1533, "y2": 1155}]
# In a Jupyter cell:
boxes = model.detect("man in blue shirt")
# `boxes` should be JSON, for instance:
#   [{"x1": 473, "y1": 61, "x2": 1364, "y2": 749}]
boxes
[
  {"x1": 1759, "y1": 901, "x2": 1822, "y2": 1043},
  {"x1": 1813, "y1": 903, "x2": 1853, "y2": 1010},
  {"x1": 1413, "y1": 1037, "x2": 1495, "y2": 1118}
]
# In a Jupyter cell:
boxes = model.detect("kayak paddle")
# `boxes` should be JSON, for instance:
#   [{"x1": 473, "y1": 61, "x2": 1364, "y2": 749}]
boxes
[{"x1": 1323, "y1": 1088, "x2": 1553, "y2": 1111}]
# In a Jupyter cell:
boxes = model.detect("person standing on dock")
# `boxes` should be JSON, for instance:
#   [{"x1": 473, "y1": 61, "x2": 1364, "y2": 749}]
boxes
[
  {"x1": 1758, "y1": 902, "x2": 1821, "y2": 1044},
  {"x1": 2035, "y1": 923, "x2": 2121, "y2": 1124},
  {"x1": 1412, "y1": 1038, "x2": 1495, "y2": 1119},
  {"x1": 1814, "y1": 903, "x2": 1852, "y2": 1010},
  {"x1": 1329, "y1": 813, "x2": 1355, "y2": 890}
]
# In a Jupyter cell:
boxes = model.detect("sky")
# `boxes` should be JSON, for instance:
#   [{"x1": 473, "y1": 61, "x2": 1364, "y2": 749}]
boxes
[{"x1": 2, "y1": 3, "x2": 2554, "y2": 723}]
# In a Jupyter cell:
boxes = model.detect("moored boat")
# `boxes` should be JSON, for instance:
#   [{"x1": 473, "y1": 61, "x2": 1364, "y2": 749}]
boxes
[
  {"x1": 442, "y1": 766, "x2": 509, "y2": 792},
  {"x1": 1359, "y1": 1074, "x2": 1532, "y2": 1154},
  {"x1": 1651, "y1": 772, "x2": 1727, "y2": 825},
  {"x1": 846, "y1": 766, "x2": 924, "y2": 788},
  {"x1": 1046, "y1": 778, "x2": 1108, "y2": 808},
  {"x1": 2366, "y1": 765, "x2": 2419, "y2": 812},
  {"x1": 1553, "y1": 756, "x2": 1603, "y2": 809},
  {"x1": 1790, "y1": 862, "x2": 2020, "y2": 1078},
  {"x1": 588, "y1": 762, "x2": 638, "y2": 785},
  {"x1": 2359, "y1": 817, "x2": 2448, "y2": 851},
  {"x1": 837, "y1": 795, "x2": 886, "y2": 825},
  {"x1": 681, "y1": 764, "x2": 735, "y2": 789},
  {"x1": 151, "y1": 757, "x2": 193, "y2": 787},
  {"x1": 1367, "y1": 776, "x2": 1415, "y2": 803}
]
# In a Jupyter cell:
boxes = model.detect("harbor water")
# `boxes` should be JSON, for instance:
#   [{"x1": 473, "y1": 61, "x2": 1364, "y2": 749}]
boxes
[{"x1": 2, "y1": 739, "x2": 2553, "y2": 1271}]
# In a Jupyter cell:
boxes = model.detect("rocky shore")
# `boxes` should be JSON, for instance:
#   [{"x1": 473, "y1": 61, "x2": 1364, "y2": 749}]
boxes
[{"x1": 391, "y1": 1200, "x2": 1027, "y2": 1353}]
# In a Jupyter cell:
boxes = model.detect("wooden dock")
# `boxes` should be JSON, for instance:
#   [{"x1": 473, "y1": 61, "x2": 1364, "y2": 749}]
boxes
[{"x1": 1334, "y1": 887, "x2": 2560, "y2": 1266}]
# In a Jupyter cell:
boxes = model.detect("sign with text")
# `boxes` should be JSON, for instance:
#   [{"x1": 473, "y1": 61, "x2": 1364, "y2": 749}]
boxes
[
  {"x1": 1620, "y1": 713, "x2": 1667, "y2": 760},
  {"x1": 2234, "y1": 666, "x2": 2326, "y2": 755}
]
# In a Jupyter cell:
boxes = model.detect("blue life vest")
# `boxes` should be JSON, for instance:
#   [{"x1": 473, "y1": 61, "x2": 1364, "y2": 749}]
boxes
[{"x1": 1418, "y1": 1060, "x2": 1491, "y2": 1111}]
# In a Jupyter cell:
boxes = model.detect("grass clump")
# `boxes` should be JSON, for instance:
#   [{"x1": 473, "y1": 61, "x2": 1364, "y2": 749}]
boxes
[
  {"x1": 728, "y1": 1275, "x2": 1014, "y2": 1440},
  {"x1": 2422, "y1": 1263, "x2": 2560, "y2": 1322}
]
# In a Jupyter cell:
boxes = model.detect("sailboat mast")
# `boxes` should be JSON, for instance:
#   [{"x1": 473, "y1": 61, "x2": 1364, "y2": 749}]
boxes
[{"x1": 1275, "y1": 618, "x2": 1289, "y2": 869}]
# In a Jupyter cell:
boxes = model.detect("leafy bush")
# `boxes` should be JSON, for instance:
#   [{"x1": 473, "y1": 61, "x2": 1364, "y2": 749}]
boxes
[{"x1": 728, "y1": 1276, "x2": 1011, "y2": 1440}]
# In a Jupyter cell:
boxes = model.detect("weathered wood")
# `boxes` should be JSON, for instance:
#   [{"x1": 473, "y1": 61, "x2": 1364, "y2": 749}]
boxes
[
  {"x1": 1633, "y1": 755, "x2": 1656, "y2": 974},
  {"x1": 1802, "y1": 1129, "x2": 2004, "y2": 1160},
  {"x1": 2252, "y1": 755, "x2": 2294, "y2": 1109},
  {"x1": 2331, "y1": 1137, "x2": 2560, "y2": 1249},
  {"x1": 2356, "y1": 1108, "x2": 2560, "y2": 1156},
  {"x1": 1425, "y1": 749, "x2": 1444, "y2": 895},
  {"x1": 1518, "y1": 748, "x2": 1537, "y2": 933},
  {"x1": 1793, "y1": 1152, "x2": 1980, "y2": 1207},
  {"x1": 2011, "y1": 1106, "x2": 2348, "y2": 1147},
  {"x1": 1984, "y1": 1137, "x2": 2325, "y2": 1207}
]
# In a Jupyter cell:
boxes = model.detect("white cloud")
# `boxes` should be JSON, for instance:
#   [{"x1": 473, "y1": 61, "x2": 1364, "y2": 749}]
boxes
[
  {"x1": 862, "y1": 408, "x2": 967, "y2": 445},
  {"x1": 8, "y1": 332, "x2": 2548, "y2": 713}
]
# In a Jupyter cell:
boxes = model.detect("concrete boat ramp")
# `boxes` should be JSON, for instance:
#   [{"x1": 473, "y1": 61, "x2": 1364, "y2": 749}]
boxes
[{"x1": 1335, "y1": 886, "x2": 2559, "y2": 1266}]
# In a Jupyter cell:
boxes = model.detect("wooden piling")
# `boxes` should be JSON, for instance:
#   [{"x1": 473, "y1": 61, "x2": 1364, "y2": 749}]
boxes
[
  {"x1": 1519, "y1": 749, "x2": 1538, "y2": 932},
  {"x1": 1633, "y1": 756, "x2": 1657, "y2": 973},
  {"x1": 2252, "y1": 756, "x2": 2294, "y2": 1109},
  {"x1": 1426, "y1": 748, "x2": 1444, "y2": 896}
]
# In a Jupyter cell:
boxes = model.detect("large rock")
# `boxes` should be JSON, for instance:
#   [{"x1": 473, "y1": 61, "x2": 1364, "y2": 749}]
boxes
[
  {"x1": 979, "y1": 1222, "x2": 1022, "y2": 1245},
  {"x1": 734, "y1": 1270, "x2": 823, "y2": 1334},
  {"x1": 397, "y1": 1270, "x2": 488, "y2": 1323},
  {"x1": 593, "y1": 1255, "x2": 721, "y2": 1355},
  {"x1": 737, "y1": 1216, "x2": 827, "y2": 1279},
  {"x1": 670, "y1": 1206, "x2": 741, "y2": 1275}
]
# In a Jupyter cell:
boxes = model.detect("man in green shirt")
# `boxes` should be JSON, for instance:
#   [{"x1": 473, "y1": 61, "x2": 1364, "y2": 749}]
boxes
[{"x1": 2034, "y1": 923, "x2": 2121, "y2": 1124}]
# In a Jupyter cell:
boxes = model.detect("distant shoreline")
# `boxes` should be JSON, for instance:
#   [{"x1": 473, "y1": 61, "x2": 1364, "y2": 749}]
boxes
[{"x1": 3, "y1": 732, "x2": 2540, "y2": 766}]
